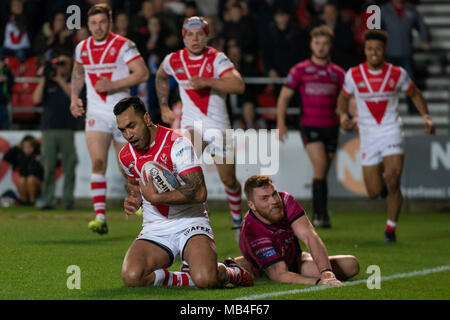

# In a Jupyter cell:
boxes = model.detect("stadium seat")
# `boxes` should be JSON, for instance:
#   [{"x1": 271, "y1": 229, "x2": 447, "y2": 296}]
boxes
[
  {"x1": 4, "y1": 56, "x2": 22, "y2": 77},
  {"x1": 11, "y1": 82, "x2": 38, "y2": 121},
  {"x1": 257, "y1": 85, "x2": 277, "y2": 121}
]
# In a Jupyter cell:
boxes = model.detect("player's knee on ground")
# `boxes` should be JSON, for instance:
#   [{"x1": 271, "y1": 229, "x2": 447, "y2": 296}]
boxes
[
  {"x1": 343, "y1": 256, "x2": 360, "y2": 279},
  {"x1": 190, "y1": 266, "x2": 219, "y2": 289},
  {"x1": 121, "y1": 267, "x2": 145, "y2": 287},
  {"x1": 92, "y1": 158, "x2": 107, "y2": 173}
]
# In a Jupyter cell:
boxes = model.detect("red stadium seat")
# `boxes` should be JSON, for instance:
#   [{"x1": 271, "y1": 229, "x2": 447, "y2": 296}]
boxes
[
  {"x1": 4, "y1": 56, "x2": 22, "y2": 77},
  {"x1": 257, "y1": 85, "x2": 277, "y2": 121},
  {"x1": 12, "y1": 82, "x2": 38, "y2": 121}
]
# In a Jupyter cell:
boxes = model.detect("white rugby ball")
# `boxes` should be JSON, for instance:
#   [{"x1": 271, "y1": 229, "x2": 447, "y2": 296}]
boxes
[{"x1": 141, "y1": 161, "x2": 178, "y2": 193}]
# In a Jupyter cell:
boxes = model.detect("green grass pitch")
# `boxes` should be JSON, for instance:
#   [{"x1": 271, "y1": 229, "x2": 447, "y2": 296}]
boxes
[{"x1": 0, "y1": 205, "x2": 449, "y2": 300}]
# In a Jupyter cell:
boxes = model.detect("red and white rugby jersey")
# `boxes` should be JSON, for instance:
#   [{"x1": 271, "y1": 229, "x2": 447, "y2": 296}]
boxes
[
  {"x1": 74, "y1": 32, "x2": 142, "y2": 117},
  {"x1": 161, "y1": 46, "x2": 235, "y2": 131},
  {"x1": 342, "y1": 62, "x2": 414, "y2": 137},
  {"x1": 118, "y1": 125, "x2": 207, "y2": 227}
]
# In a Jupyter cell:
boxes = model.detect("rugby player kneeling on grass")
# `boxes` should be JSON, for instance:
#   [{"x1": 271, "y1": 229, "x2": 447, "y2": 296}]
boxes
[
  {"x1": 228, "y1": 175, "x2": 359, "y2": 286},
  {"x1": 114, "y1": 96, "x2": 252, "y2": 289}
]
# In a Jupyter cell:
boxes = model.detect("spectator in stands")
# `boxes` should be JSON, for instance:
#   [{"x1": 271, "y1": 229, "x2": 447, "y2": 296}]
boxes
[
  {"x1": 316, "y1": 2, "x2": 354, "y2": 71},
  {"x1": 381, "y1": 0, "x2": 431, "y2": 115},
  {"x1": 133, "y1": 0, "x2": 156, "y2": 38},
  {"x1": 221, "y1": 2, "x2": 258, "y2": 61},
  {"x1": 33, "y1": 12, "x2": 74, "y2": 64},
  {"x1": 0, "y1": 54, "x2": 14, "y2": 129},
  {"x1": 32, "y1": 53, "x2": 77, "y2": 210},
  {"x1": 3, "y1": 135, "x2": 43, "y2": 205},
  {"x1": 204, "y1": 15, "x2": 225, "y2": 52},
  {"x1": 113, "y1": 12, "x2": 134, "y2": 40},
  {"x1": 0, "y1": 0, "x2": 32, "y2": 62},
  {"x1": 137, "y1": 15, "x2": 180, "y2": 122},
  {"x1": 263, "y1": 7, "x2": 309, "y2": 81},
  {"x1": 73, "y1": 26, "x2": 90, "y2": 45}
]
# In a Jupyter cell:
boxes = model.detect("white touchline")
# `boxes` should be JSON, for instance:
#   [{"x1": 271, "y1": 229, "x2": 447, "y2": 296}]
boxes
[{"x1": 234, "y1": 265, "x2": 450, "y2": 300}]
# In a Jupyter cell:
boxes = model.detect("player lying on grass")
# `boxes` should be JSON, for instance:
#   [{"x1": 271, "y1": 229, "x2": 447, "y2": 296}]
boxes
[
  {"x1": 228, "y1": 175, "x2": 359, "y2": 286},
  {"x1": 114, "y1": 96, "x2": 252, "y2": 288}
]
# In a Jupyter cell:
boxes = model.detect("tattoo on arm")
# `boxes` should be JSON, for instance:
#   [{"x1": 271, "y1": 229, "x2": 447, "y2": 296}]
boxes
[
  {"x1": 71, "y1": 63, "x2": 85, "y2": 97},
  {"x1": 178, "y1": 170, "x2": 206, "y2": 202},
  {"x1": 155, "y1": 67, "x2": 170, "y2": 108}
]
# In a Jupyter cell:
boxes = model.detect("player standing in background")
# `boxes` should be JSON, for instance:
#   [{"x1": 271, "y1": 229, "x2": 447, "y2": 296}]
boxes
[
  {"x1": 155, "y1": 17, "x2": 245, "y2": 242},
  {"x1": 70, "y1": 4, "x2": 149, "y2": 235},
  {"x1": 115, "y1": 97, "x2": 252, "y2": 288},
  {"x1": 338, "y1": 30, "x2": 435, "y2": 242},
  {"x1": 276, "y1": 25, "x2": 345, "y2": 228}
]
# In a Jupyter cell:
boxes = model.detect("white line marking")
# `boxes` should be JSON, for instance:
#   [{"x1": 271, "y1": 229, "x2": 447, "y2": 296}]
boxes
[{"x1": 234, "y1": 265, "x2": 450, "y2": 300}]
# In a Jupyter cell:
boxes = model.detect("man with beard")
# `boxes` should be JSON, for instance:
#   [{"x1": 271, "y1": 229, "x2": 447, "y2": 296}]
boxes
[{"x1": 230, "y1": 175, "x2": 359, "y2": 286}]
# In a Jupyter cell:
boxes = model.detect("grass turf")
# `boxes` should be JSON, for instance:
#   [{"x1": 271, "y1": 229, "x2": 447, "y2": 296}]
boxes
[{"x1": 0, "y1": 205, "x2": 449, "y2": 300}]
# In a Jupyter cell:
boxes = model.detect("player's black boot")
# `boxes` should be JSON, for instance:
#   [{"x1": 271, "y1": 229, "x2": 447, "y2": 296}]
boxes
[
  {"x1": 384, "y1": 231, "x2": 396, "y2": 242},
  {"x1": 311, "y1": 212, "x2": 322, "y2": 228},
  {"x1": 321, "y1": 211, "x2": 331, "y2": 229}
]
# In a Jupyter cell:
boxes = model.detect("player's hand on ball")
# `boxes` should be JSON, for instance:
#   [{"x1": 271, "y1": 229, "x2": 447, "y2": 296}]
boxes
[
  {"x1": 139, "y1": 175, "x2": 160, "y2": 204},
  {"x1": 319, "y1": 271, "x2": 343, "y2": 287},
  {"x1": 95, "y1": 76, "x2": 114, "y2": 93},
  {"x1": 161, "y1": 107, "x2": 175, "y2": 125},
  {"x1": 70, "y1": 98, "x2": 84, "y2": 117}
]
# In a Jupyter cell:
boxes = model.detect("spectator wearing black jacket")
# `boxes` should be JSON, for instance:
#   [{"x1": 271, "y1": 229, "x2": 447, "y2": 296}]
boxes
[{"x1": 316, "y1": 2, "x2": 354, "y2": 71}]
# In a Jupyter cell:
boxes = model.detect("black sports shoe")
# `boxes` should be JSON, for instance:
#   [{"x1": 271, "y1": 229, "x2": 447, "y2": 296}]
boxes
[{"x1": 385, "y1": 231, "x2": 396, "y2": 242}]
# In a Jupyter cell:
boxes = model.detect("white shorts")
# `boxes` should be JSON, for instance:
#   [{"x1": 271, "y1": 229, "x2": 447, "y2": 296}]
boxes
[
  {"x1": 136, "y1": 217, "x2": 214, "y2": 266},
  {"x1": 181, "y1": 127, "x2": 235, "y2": 160},
  {"x1": 360, "y1": 132, "x2": 404, "y2": 166},
  {"x1": 85, "y1": 113, "x2": 126, "y2": 143}
]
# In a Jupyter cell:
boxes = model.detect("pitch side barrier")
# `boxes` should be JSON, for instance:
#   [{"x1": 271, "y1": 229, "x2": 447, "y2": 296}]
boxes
[{"x1": 0, "y1": 131, "x2": 448, "y2": 200}]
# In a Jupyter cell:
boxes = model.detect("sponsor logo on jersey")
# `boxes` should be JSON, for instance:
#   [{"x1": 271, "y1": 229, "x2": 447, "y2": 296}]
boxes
[
  {"x1": 357, "y1": 82, "x2": 366, "y2": 88},
  {"x1": 109, "y1": 47, "x2": 116, "y2": 56},
  {"x1": 81, "y1": 51, "x2": 88, "y2": 57},
  {"x1": 318, "y1": 70, "x2": 327, "y2": 76},
  {"x1": 305, "y1": 66, "x2": 316, "y2": 73},
  {"x1": 256, "y1": 247, "x2": 277, "y2": 260},
  {"x1": 175, "y1": 68, "x2": 185, "y2": 74},
  {"x1": 128, "y1": 161, "x2": 135, "y2": 172},
  {"x1": 206, "y1": 63, "x2": 212, "y2": 73},
  {"x1": 88, "y1": 119, "x2": 95, "y2": 127},
  {"x1": 124, "y1": 43, "x2": 137, "y2": 53},
  {"x1": 218, "y1": 57, "x2": 228, "y2": 65},
  {"x1": 389, "y1": 78, "x2": 395, "y2": 88}
]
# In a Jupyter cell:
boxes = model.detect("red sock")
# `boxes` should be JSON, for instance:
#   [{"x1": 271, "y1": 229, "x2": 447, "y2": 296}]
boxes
[
  {"x1": 153, "y1": 269, "x2": 194, "y2": 286},
  {"x1": 385, "y1": 220, "x2": 397, "y2": 232},
  {"x1": 91, "y1": 173, "x2": 106, "y2": 220},
  {"x1": 225, "y1": 185, "x2": 242, "y2": 222},
  {"x1": 225, "y1": 266, "x2": 242, "y2": 285}
]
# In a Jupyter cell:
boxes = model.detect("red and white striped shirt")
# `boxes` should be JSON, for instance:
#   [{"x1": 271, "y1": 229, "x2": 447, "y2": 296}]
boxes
[
  {"x1": 161, "y1": 46, "x2": 235, "y2": 131},
  {"x1": 74, "y1": 32, "x2": 142, "y2": 117},
  {"x1": 118, "y1": 125, "x2": 208, "y2": 228},
  {"x1": 342, "y1": 62, "x2": 413, "y2": 137}
]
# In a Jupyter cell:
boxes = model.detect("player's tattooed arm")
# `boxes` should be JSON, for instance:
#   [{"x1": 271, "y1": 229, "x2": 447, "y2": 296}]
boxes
[
  {"x1": 71, "y1": 62, "x2": 85, "y2": 98},
  {"x1": 177, "y1": 170, "x2": 207, "y2": 203},
  {"x1": 155, "y1": 66, "x2": 175, "y2": 125},
  {"x1": 155, "y1": 66, "x2": 170, "y2": 109}
]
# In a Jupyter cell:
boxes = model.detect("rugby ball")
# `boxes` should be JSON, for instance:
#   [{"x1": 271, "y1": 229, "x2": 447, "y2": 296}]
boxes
[{"x1": 141, "y1": 161, "x2": 178, "y2": 193}]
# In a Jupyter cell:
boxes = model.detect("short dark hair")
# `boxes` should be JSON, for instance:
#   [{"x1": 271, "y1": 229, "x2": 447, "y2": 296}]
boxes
[
  {"x1": 87, "y1": 3, "x2": 112, "y2": 22},
  {"x1": 244, "y1": 175, "x2": 273, "y2": 200},
  {"x1": 310, "y1": 25, "x2": 334, "y2": 40},
  {"x1": 113, "y1": 96, "x2": 147, "y2": 116},
  {"x1": 364, "y1": 29, "x2": 388, "y2": 44}
]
